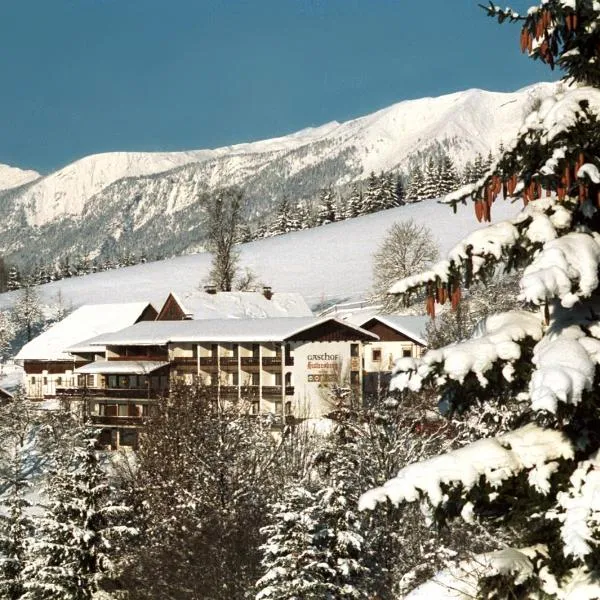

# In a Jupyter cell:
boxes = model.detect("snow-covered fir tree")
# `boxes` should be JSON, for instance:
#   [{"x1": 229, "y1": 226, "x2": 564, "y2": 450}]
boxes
[
  {"x1": 0, "y1": 311, "x2": 15, "y2": 362},
  {"x1": 256, "y1": 421, "x2": 370, "y2": 600},
  {"x1": 23, "y1": 417, "x2": 136, "y2": 600},
  {"x1": 0, "y1": 392, "x2": 40, "y2": 600},
  {"x1": 12, "y1": 284, "x2": 43, "y2": 342},
  {"x1": 316, "y1": 186, "x2": 337, "y2": 225},
  {"x1": 362, "y1": 171, "x2": 381, "y2": 214},
  {"x1": 268, "y1": 198, "x2": 294, "y2": 237},
  {"x1": 360, "y1": 3, "x2": 600, "y2": 596},
  {"x1": 344, "y1": 183, "x2": 363, "y2": 219},
  {"x1": 395, "y1": 174, "x2": 406, "y2": 205},
  {"x1": 380, "y1": 172, "x2": 399, "y2": 209},
  {"x1": 421, "y1": 156, "x2": 440, "y2": 199},
  {"x1": 437, "y1": 152, "x2": 459, "y2": 196},
  {"x1": 406, "y1": 164, "x2": 426, "y2": 201}
]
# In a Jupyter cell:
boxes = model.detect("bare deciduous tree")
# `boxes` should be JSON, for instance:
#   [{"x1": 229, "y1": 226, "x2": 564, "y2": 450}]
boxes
[
  {"x1": 372, "y1": 219, "x2": 439, "y2": 312},
  {"x1": 204, "y1": 186, "x2": 245, "y2": 292}
]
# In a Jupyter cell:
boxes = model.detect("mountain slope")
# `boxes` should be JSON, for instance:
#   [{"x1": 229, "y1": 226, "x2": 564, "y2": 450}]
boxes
[
  {"x1": 0, "y1": 82, "x2": 556, "y2": 267},
  {"x1": 0, "y1": 197, "x2": 519, "y2": 314}
]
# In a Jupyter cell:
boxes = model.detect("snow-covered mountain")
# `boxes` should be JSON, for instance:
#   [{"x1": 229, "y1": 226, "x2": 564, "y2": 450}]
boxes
[
  {"x1": 0, "y1": 82, "x2": 557, "y2": 267},
  {"x1": 0, "y1": 163, "x2": 40, "y2": 192}
]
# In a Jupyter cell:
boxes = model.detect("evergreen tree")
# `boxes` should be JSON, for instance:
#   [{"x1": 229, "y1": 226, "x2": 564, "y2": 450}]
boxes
[
  {"x1": 0, "y1": 392, "x2": 39, "y2": 600},
  {"x1": 0, "y1": 312, "x2": 15, "y2": 362},
  {"x1": 421, "y1": 156, "x2": 440, "y2": 199},
  {"x1": 406, "y1": 165, "x2": 426, "y2": 201},
  {"x1": 462, "y1": 160, "x2": 474, "y2": 185},
  {"x1": 256, "y1": 424, "x2": 370, "y2": 600},
  {"x1": 394, "y1": 174, "x2": 406, "y2": 206},
  {"x1": 472, "y1": 152, "x2": 485, "y2": 181},
  {"x1": 344, "y1": 183, "x2": 363, "y2": 219},
  {"x1": 361, "y1": 4, "x2": 600, "y2": 596},
  {"x1": 12, "y1": 284, "x2": 43, "y2": 342},
  {"x1": 380, "y1": 172, "x2": 399, "y2": 209},
  {"x1": 362, "y1": 172, "x2": 381, "y2": 214},
  {"x1": 23, "y1": 419, "x2": 136, "y2": 600},
  {"x1": 316, "y1": 187, "x2": 337, "y2": 226},
  {"x1": 294, "y1": 200, "x2": 311, "y2": 230},
  {"x1": 268, "y1": 198, "x2": 293, "y2": 237},
  {"x1": 438, "y1": 152, "x2": 460, "y2": 196}
]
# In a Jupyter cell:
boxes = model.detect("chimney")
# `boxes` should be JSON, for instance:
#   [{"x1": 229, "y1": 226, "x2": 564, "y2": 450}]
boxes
[
  {"x1": 262, "y1": 286, "x2": 273, "y2": 300},
  {"x1": 204, "y1": 284, "x2": 217, "y2": 295}
]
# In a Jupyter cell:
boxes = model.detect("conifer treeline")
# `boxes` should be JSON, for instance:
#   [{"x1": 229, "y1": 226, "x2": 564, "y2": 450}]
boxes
[{"x1": 254, "y1": 149, "x2": 495, "y2": 240}]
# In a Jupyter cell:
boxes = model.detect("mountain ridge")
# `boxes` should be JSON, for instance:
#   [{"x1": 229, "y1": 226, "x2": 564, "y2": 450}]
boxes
[{"x1": 0, "y1": 82, "x2": 558, "y2": 268}]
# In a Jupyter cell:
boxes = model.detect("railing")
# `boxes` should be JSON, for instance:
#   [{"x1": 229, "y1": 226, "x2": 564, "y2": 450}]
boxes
[
  {"x1": 56, "y1": 387, "x2": 164, "y2": 400},
  {"x1": 173, "y1": 357, "x2": 197, "y2": 366},
  {"x1": 90, "y1": 415, "x2": 146, "y2": 427},
  {"x1": 219, "y1": 357, "x2": 239, "y2": 367},
  {"x1": 199, "y1": 357, "x2": 218, "y2": 367},
  {"x1": 219, "y1": 386, "x2": 239, "y2": 396},
  {"x1": 108, "y1": 355, "x2": 168, "y2": 362},
  {"x1": 241, "y1": 357, "x2": 260, "y2": 367},
  {"x1": 262, "y1": 357, "x2": 282, "y2": 367}
]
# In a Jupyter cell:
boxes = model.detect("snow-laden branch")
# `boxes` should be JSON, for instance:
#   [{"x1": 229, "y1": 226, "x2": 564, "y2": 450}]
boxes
[
  {"x1": 388, "y1": 198, "x2": 573, "y2": 301},
  {"x1": 521, "y1": 232, "x2": 600, "y2": 308},
  {"x1": 404, "y1": 545, "x2": 548, "y2": 600},
  {"x1": 552, "y1": 450, "x2": 600, "y2": 559},
  {"x1": 359, "y1": 423, "x2": 573, "y2": 511},
  {"x1": 391, "y1": 310, "x2": 544, "y2": 392}
]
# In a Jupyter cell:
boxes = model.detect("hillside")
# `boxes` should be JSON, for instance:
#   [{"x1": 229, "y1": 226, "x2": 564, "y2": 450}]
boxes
[
  {"x1": 0, "y1": 197, "x2": 519, "y2": 315},
  {"x1": 0, "y1": 83, "x2": 557, "y2": 269}
]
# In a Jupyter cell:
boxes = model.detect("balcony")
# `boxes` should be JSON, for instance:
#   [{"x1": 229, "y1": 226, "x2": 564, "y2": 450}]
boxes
[
  {"x1": 262, "y1": 356, "x2": 282, "y2": 367},
  {"x1": 173, "y1": 357, "x2": 197, "y2": 366},
  {"x1": 109, "y1": 355, "x2": 168, "y2": 362},
  {"x1": 219, "y1": 385, "x2": 239, "y2": 398},
  {"x1": 56, "y1": 387, "x2": 164, "y2": 400},
  {"x1": 219, "y1": 357, "x2": 239, "y2": 368},
  {"x1": 240, "y1": 357, "x2": 260, "y2": 367},
  {"x1": 199, "y1": 357, "x2": 218, "y2": 368},
  {"x1": 90, "y1": 415, "x2": 146, "y2": 427}
]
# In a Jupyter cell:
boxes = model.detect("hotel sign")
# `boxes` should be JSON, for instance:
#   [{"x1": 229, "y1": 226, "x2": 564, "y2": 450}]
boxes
[{"x1": 307, "y1": 353, "x2": 339, "y2": 383}]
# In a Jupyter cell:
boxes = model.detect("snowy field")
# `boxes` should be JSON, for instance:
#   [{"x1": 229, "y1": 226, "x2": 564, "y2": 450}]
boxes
[{"x1": 0, "y1": 198, "x2": 519, "y2": 313}]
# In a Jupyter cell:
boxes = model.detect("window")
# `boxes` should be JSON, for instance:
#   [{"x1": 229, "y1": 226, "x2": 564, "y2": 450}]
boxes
[
  {"x1": 351, "y1": 343, "x2": 360, "y2": 357},
  {"x1": 56, "y1": 376, "x2": 62, "y2": 386},
  {"x1": 403, "y1": 348, "x2": 412, "y2": 358},
  {"x1": 285, "y1": 372, "x2": 292, "y2": 386},
  {"x1": 108, "y1": 375, "x2": 117, "y2": 388},
  {"x1": 372, "y1": 349, "x2": 382, "y2": 362},
  {"x1": 350, "y1": 371, "x2": 360, "y2": 385},
  {"x1": 275, "y1": 372, "x2": 282, "y2": 386},
  {"x1": 232, "y1": 372, "x2": 239, "y2": 386},
  {"x1": 31, "y1": 376, "x2": 36, "y2": 384},
  {"x1": 285, "y1": 401, "x2": 292, "y2": 416},
  {"x1": 118, "y1": 405, "x2": 128, "y2": 417},
  {"x1": 251, "y1": 372, "x2": 260, "y2": 386},
  {"x1": 43, "y1": 377, "x2": 48, "y2": 386}
]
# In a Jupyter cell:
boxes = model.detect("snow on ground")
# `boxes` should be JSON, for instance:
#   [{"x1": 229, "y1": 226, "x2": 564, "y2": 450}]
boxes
[{"x1": 0, "y1": 198, "x2": 519, "y2": 314}]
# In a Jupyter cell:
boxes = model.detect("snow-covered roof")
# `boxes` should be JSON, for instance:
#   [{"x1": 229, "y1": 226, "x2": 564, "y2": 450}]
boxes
[
  {"x1": 15, "y1": 302, "x2": 154, "y2": 361},
  {"x1": 75, "y1": 360, "x2": 169, "y2": 375},
  {"x1": 356, "y1": 314, "x2": 430, "y2": 346},
  {"x1": 75, "y1": 317, "x2": 378, "y2": 347},
  {"x1": 163, "y1": 291, "x2": 313, "y2": 320}
]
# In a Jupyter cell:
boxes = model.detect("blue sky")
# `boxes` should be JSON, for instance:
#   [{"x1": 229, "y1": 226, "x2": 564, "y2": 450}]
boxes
[{"x1": 0, "y1": 0, "x2": 554, "y2": 174}]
